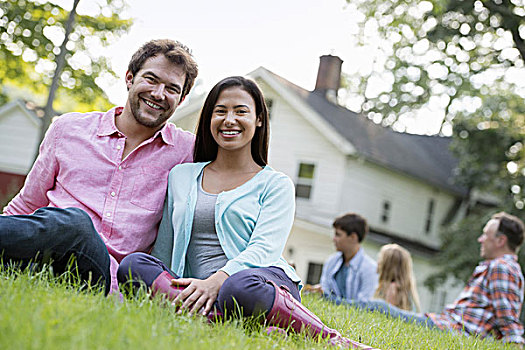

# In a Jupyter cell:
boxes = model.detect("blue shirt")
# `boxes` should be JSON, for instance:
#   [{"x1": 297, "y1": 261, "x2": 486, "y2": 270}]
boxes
[
  {"x1": 151, "y1": 162, "x2": 301, "y2": 285},
  {"x1": 334, "y1": 263, "x2": 349, "y2": 297},
  {"x1": 320, "y1": 248, "x2": 378, "y2": 302}
]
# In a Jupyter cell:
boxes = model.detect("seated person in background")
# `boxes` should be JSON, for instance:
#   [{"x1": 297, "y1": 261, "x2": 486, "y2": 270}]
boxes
[
  {"x1": 344, "y1": 212, "x2": 525, "y2": 346},
  {"x1": 374, "y1": 244, "x2": 421, "y2": 312},
  {"x1": 308, "y1": 213, "x2": 378, "y2": 302},
  {"x1": 117, "y1": 76, "x2": 376, "y2": 350}
]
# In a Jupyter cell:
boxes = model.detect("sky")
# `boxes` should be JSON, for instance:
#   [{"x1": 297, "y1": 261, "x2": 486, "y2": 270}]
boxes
[
  {"x1": 66, "y1": 0, "x2": 445, "y2": 135},
  {"x1": 100, "y1": 0, "x2": 361, "y2": 101}
]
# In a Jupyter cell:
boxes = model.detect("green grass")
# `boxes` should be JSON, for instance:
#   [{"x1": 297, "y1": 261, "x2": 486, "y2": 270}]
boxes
[{"x1": 0, "y1": 266, "x2": 516, "y2": 350}]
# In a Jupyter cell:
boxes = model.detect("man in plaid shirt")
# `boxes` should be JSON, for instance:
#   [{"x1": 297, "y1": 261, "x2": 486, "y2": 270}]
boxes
[
  {"x1": 346, "y1": 212, "x2": 524, "y2": 345},
  {"x1": 427, "y1": 212, "x2": 524, "y2": 344}
]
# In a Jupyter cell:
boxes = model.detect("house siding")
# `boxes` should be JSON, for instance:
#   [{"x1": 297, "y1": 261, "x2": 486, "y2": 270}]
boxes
[
  {"x1": 0, "y1": 104, "x2": 40, "y2": 175},
  {"x1": 341, "y1": 158, "x2": 458, "y2": 247}
]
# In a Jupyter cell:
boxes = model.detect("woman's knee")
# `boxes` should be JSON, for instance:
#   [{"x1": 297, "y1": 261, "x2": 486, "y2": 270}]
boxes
[
  {"x1": 118, "y1": 253, "x2": 144, "y2": 283},
  {"x1": 117, "y1": 253, "x2": 165, "y2": 287},
  {"x1": 218, "y1": 269, "x2": 273, "y2": 316}
]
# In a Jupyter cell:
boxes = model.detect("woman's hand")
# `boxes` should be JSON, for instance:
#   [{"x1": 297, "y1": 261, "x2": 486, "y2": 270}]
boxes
[{"x1": 172, "y1": 270, "x2": 229, "y2": 315}]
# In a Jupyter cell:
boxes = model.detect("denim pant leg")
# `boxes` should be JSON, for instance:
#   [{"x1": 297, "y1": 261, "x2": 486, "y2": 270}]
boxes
[
  {"x1": 217, "y1": 266, "x2": 300, "y2": 317},
  {"x1": 341, "y1": 298, "x2": 435, "y2": 328},
  {"x1": 0, "y1": 207, "x2": 111, "y2": 295},
  {"x1": 117, "y1": 252, "x2": 178, "y2": 290}
]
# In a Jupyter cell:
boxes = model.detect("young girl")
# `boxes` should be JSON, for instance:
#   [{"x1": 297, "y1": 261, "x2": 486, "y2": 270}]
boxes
[
  {"x1": 374, "y1": 244, "x2": 421, "y2": 312},
  {"x1": 117, "y1": 76, "x2": 374, "y2": 349}
]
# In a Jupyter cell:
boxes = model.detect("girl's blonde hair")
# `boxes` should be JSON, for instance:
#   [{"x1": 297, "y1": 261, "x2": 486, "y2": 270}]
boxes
[{"x1": 374, "y1": 244, "x2": 421, "y2": 312}]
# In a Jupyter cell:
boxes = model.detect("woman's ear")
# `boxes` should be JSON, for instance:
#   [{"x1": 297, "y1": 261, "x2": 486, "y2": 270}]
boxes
[{"x1": 256, "y1": 115, "x2": 263, "y2": 127}]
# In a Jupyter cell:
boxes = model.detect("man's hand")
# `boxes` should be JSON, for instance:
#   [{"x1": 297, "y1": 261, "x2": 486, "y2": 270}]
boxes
[
  {"x1": 303, "y1": 283, "x2": 324, "y2": 295},
  {"x1": 172, "y1": 270, "x2": 229, "y2": 315}
]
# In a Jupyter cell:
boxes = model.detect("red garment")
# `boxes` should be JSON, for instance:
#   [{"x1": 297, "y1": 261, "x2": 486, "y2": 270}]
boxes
[{"x1": 428, "y1": 254, "x2": 524, "y2": 344}]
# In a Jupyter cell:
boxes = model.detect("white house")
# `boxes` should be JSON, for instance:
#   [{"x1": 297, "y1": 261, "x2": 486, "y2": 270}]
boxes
[
  {"x1": 0, "y1": 100, "x2": 43, "y2": 206},
  {"x1": 169, "y1": 56, "x2": 469, "y2": 312}
]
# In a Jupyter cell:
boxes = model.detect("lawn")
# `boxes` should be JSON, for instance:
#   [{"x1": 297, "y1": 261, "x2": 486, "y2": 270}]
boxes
[{"x1": 0, "y1": 266, "x2": 515, "y2": 350}]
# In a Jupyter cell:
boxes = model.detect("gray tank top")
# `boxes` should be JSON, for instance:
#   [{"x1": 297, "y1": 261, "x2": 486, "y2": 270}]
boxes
[{"x1": 185, "y1": 172, "x2": 229, "y2": 279}]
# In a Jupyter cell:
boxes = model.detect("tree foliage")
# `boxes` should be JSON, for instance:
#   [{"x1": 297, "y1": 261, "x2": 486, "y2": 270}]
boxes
[
  {"x1": 343, "y1": 0, "x2": 525, "y2": 134},
  {"x1": 452, "y1": 94, "x2": 524, "y2": 209},
  {"x1": 0, "y1": 0, "x2": 132, "y2": 111},
  {"x1": 343, "y1": 0, "x2": 525, "y2": 290},
  {"x1": 426, "y1": 94, "x2": 525, "y2": 290}
]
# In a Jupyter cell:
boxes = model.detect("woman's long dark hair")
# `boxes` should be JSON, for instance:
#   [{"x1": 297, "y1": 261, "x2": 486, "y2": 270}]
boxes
[{"x1": 193, "y1": 76, "x2": 269, "y2": 166}]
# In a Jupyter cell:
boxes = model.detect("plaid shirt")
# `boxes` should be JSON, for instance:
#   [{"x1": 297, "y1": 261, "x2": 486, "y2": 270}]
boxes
[{"x1": 428, "y1": 254, "x2": 524, "y2": 344}]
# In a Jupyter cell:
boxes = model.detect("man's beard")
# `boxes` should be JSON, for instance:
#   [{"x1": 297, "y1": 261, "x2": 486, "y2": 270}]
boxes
[{"x1": 130, "y1": 98, "x2": 171, "y2": 129}]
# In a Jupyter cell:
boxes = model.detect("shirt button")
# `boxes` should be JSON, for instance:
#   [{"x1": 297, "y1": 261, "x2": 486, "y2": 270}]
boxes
[
  {"x1": 106, "y1": 212, "x2": 111, "y2": 217},
  {"x1": 110, "y1": 192, "x2": 116, "y2": 197},
  {"x1": 117, "y1": 145, "x2": 122, "y2": 150},
  {"x1": 118, "y1": 133, "x2": 122, "y2": 137},
  {"x1": 118, "y1": 166, "x2": 122, "y2": 170}
]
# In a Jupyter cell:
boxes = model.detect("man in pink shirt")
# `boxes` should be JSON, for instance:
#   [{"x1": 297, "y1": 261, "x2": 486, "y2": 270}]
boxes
[{"x1": 1, "y1": 39, "x2": 198, "y2": 295}]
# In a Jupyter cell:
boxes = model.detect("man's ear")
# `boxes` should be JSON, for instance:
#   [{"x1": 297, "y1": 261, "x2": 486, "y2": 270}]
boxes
[
  {"x1": 125, "y1": 70, "x2": 134, "y2": 91},
  {"x1": 497, "y1": 233, "x2": 508, "y2": 249}
]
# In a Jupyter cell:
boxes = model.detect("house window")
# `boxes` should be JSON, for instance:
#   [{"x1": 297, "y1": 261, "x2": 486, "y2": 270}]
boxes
[
  {"x1": 425, "y1": 199, "x2": 435, "y2": 234},
  {"x1": 265, "y1": 98, "x2": 273, "y2": 119},
  {"x1": 306, "y1": 262, "x2": 323, "y2": 285},
  {"x1": 381, "y1": 200, "x2": 391, "y2": 223},
  {"x1": 296, "y1": 163, "x2": 315, "y2": 199}
]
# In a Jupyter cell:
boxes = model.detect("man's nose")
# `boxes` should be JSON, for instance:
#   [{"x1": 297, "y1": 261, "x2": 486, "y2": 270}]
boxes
[{"x1": 151, "y1": 84, "x2": 165, "y2": 100}]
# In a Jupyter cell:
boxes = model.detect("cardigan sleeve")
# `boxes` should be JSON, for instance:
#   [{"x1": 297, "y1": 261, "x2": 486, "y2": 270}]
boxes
[
  {"x1": 150, "y1": 181, "x2": 175, "y2": 267},
  {"x1": 220, "y1": 174, "x2": 295, "y2": 276}
]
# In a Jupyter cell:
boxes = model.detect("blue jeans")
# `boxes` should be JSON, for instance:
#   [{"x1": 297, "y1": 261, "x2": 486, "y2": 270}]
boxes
[
  {"x1": 326, "y1": 294, "x2": 436, "y2": 328},
  {"x1": 117, "y1": 252, "x2": 301, "y2": 316},
  {"x1": 0, "y1": 207, "x2": 111, "y2": 295}
]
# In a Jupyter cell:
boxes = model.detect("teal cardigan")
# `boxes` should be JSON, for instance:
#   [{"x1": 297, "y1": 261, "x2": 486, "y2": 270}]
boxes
[{"x1": 151, "y1": 162, "x2": 301, "y2": 285}]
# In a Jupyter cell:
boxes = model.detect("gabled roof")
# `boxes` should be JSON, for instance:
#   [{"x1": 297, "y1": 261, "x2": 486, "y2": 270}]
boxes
[
  {"x1": 252, "y1": 67, "x2": 467, "y2": 196},
  {"x1": 0, "y1": 99, "x2": 43, "y2": 127}
]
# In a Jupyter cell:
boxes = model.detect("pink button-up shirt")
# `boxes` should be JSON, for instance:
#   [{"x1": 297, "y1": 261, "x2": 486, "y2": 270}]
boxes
[{"x1": 4, "y1": 107, "x2": 195, "y2": 292}]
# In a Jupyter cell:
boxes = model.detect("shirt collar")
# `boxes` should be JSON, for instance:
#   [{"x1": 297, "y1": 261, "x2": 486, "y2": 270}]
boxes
[
  {"x1": 337, "y1": 247, "x2": 364, "y2": 271},
  {"x1": 97, "y1": 107, "x2": 123, "y2": 137},
  {"x1": 348, "y1": 247, "x2": 364, "y2": 270},
  {"x1": 96, "y1": 106, "x2": 176, "y2": 146},
  {"x1": 481, "y1": 253, "x2": 518, "y2": 267},
  {"x1": 155, "y1": 122, "x2": 176, "y2": 146}
]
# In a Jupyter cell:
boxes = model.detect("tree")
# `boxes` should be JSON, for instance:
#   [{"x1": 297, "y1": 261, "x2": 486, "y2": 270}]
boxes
[
  {"x1": 343, "y1": 0, "x2": 525, "y2": 290},
  {"x1": 342, "y1": 0, "x2": 525, "y2": 134},
  {"x1": 0, "y1": 0, "x2": 132, "y2": 111},
  {"x1": 426, "y1": 103, "x2": 524, "y2": 290}
]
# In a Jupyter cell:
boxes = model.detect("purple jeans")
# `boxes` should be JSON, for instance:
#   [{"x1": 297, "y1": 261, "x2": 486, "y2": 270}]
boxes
[{"x1": 117, "y1": 252, "x2": 300, "y2": 316}]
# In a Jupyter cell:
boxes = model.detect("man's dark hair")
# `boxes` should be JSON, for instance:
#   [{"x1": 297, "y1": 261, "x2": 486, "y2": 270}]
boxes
[
  {"x1": 194, "y1": 76, "x2": 269, "y2": 166},
  {"x1": 492, "y1": 212, "x2": 525, "y2": 252},
  {"x1": 333, "y1": 213, "x2": 368, "y2": 242},
  {"x1": 127, "y1": 39, "x2": 198, "y2": 100}
]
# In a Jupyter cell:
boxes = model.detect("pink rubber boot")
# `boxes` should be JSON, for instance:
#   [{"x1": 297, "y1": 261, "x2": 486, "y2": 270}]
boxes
[
  {"x1": 265, "y1": 281, "x2": 378, "y2": 349},
  {"x1": 151, "y1": 271, "x2": 185, "y2": 302}
]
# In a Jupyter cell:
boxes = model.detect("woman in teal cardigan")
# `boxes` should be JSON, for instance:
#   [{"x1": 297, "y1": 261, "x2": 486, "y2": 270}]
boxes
[{"x1": 117, "y1": 76, "x2": 374, "y2": 350}]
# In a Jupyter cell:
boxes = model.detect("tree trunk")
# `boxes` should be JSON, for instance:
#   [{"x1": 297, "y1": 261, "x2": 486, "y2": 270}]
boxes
[{"x1": 34, "y1": 0, "x2": 81, "y2": 162}]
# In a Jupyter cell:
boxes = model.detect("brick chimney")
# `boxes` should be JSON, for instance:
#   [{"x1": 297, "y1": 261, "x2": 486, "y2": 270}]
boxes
[{"x1": 314, "y1": 54, "x2": 343, "y2": 103}]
